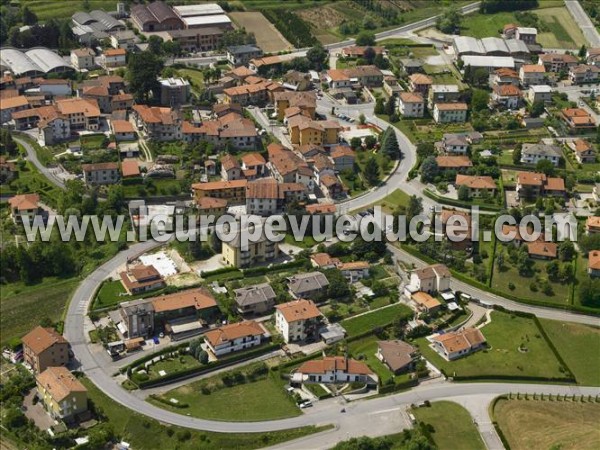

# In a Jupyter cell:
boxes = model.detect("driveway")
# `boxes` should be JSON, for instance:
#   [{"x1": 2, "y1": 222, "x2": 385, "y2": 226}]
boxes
[{"x1": 14, "y1": 135, "x2": 66, "y2": 190}]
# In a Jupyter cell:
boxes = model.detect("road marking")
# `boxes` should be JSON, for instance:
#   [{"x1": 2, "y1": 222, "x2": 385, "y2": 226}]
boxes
[{"x1": 368, "y1": 407, "x2": 402, "y2": 415}]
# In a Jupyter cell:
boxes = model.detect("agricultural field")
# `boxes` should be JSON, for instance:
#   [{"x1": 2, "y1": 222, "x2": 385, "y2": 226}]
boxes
[
  {"x1": 493, "y1": 398, "x2": 600, "y2": 450},
  {"x1": 414, "y1": 311, "x2": 569, "y2": 380},
  {"x1": 540, "y1": 319, "x2": 600, "y2": 386},
  {"x1": 534, "y1": 7, "x2": 587, "y2": 49},
  {"x1": 229, "y1": 12, "x2": 292, "y2": 53},
  {"x1": 22, "y1": 0, "x2": 118, "y2": 20},
  {"x1": 0, "y1": 278, "x2": 78, "y2": 347},
  {"x1": 412, "y1": 401, "x2": 485, "y2": 450}
]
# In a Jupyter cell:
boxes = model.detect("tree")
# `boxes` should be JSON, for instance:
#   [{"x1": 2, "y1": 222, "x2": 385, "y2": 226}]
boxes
[
  {"x1": 355, "y1": 31, "x2": 375, "y2": 46},
  {"x1": 579, "y1": 278, "x2": 600, "y2": 308},
  {"x1": 420, "y1": 156, "x2": 438, "y2": 183},
  {"x1": 436, "y1": 6, "x2": 461, "y2": 34},
  {"x1": 529, "y1": 100, "x2": 545, "y2": 117},
  {"x1": 364, "y1": 135, "x2": 377, "y2": 149},
  {"x1": 579, "y1": 44, "x2": 587, "y2": 58},
  {"x1": 558, "y1": 240, "x2": 575, "y2": 261},
  {"x1": 380, "y1": 127, "x2": 401, "y2": 160},
  {"x1": 384, "y1": 95, "x2": 396, "y2": 116},
  {"x1": 406, "y1": 195, "x2": 423, "y2": 222},
  {"x1": 373, "y1": 53, "x2": 389, "y2": 69},
  {"x1": 198, "y1": 350, "x2": 209, "y2": 364},
  {"x1": 323, "y1": 268, "x2": 350, "y2": 299},
  {"x1": 363, "y1": 47, "x2": 376, "y2": 64},
  {"x1": 127, "y1": 51, "x2": 164, "y2": 102},
  {"x1": 458, "y1": 184, "x2": 470, "y2": 201},
  {"x1": 358, "y1": 113, "x2": 366, "y2": 125},
  {"x1": 363, "y1": 156, "x2": 380, "y2": 186},
  {"x1": 535, "y1": 159, "x2": 555, "y2": 176},
  {"x1": 546, "y1": 259, "x2": 560, "y2": 280},
  {"x1": 374, "y1": 97, "x2": 385, "y2": 115},
  {"x1": 471, "y1": 89, "x2": 490, "y2": 112},
  {"x1": 350, "y1": 136, "x2": 362, "y2": 150},
  {"x1": 21, "y1": 6, "x2": 37, "y2": 25},
  {"x1": 306, "y1": 43, "x2": 328, "y2": 71},
  {"x1": 513, "y1": 145, "x2": 522, "y2": 165},
  {"x1": 148, "y1": 35, "x2": 164, "y2": 55}
]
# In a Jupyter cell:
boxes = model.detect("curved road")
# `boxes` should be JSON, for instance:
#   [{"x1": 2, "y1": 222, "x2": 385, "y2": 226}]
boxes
[{"x1": 14, "y1": 135, "x2": 66, "y2": 189}]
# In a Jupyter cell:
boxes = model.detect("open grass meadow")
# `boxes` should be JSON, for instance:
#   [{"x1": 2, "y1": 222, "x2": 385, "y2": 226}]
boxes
[
  {"x1": 81, "y1": 378, "x2": 329, "y2": 450},
  {"x1": 229, "y1": 11, "x2": 292, "y2": 52},
  {"x1": 539, "y1": 319, "x2": 600, "y2": 386},
  {"x1": 341, "y1": 303, "x2": 413, "y2": 337},
  {"x1": 151, "y1": 368, "x2": 301, "y2": 421},
  {"x1": 414, "y1": 311, "x2": 568, "y2": 380},
  {"x1": 0, "y1": 278, "x2": 78, "y2": 347},
  {"x1": 534, "y1": 7, "x2": 587, "y2": 49},
  {"x1": 375, "y1": 189, "x2": 411, "y2": 214},
  {"x1": 412, "y1": 401, "x2": 485, "y2": 450},
  {"x1": 494, "y1": 398, "x2": 600, "y2": 450}
]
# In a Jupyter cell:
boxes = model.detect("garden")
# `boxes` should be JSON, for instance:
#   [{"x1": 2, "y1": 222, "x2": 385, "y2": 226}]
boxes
[{"x1": 414, "y1": 310, "x2": 572, "y2": 381}]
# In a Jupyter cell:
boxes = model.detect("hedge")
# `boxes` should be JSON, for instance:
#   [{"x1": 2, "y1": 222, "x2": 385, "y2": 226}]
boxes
[
  {"x1": 243, "y1": 259, "x2": 306, "y2": 277},
  {"x1": 136, "y1": 343, "x2": 280, "y2": 388},
  {"x1": 423, "y1": 189, "x2": 502, "y2": 212},
  {"x1": 449, "y1": 373, "x2": 576, "y2": 384},
  {"x1": 199, "y1": 266, "x2": 240, "y2": 278},
  {"x1": 489, "y1": 395, "x2": 513, "y2": 450},
  {"x1": 149, "y1": 394, "x2": 189, "y2": 408},
  {"x1": 378, "y1": 378, "x2": 419, "y2": 394}
]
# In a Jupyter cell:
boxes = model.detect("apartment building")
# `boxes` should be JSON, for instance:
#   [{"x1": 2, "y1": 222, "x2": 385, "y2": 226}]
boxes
[
  {"x1": 433, "y1": 103, "x2": 468, "y2": 123},
  {"x1": 398, "y1": 92, "x2": 425, "y2": 118},
  {"x1": 81, "y1": 162, "x2": 120, "y2": 185},
  {"x1": 132, "y1": 104, "x2": 182, "y2": 141},
  {"x1": 275, "y1": 299, "x2": 322, "y2": 343},
  {"x1": 22, "y1": 326, "x2": 69, "y2": 374}
]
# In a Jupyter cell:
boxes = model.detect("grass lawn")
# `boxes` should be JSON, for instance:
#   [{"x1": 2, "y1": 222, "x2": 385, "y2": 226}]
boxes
[
  {"x1": 534, "y1": 7, "x2": 587, "y2": 49},
  {"x1": 0, "y1": 278, "x2": 78, "y2": 347},
  {"x1": 414, "y1": 311, "x2": 568, "y2": 380},
  {"x1": 80, "y1": 378, "x2": 329, "y2": 449},
  {"x1": 375, "y1": 189, "x2": 411, "y2": 213},
  {"x1": 539, "y1": 319, "x2": 600, "y2": 386},
  {"x1": 305, "y1": 382, "x2": 329, "y2": 398},
  {"x1": 341, "y1": 304, "x2": 413, "y2": 337},
  {"x1": 494, "y1": 398, "x2": 600, "y2": 450},
  {"x1": 176, "y1": 68, "x2": 205, "y2": 93},
  {"x1": 147, "y1": 355, "x2": 202, "y2": 380},
  {"x1": 491, "y1": 250, "x2": 573, "y2": 307},
  {"x1": 284, "y1": 233, "x2": 318, "y2": 249},
  {"x1": 347, "y1": 334, "x2": 411, "y2": 385},
  {"x1": 152, "y1": 371, "x2": 301, "y2": 421},
  {"x1": 412, "y1": 401, "x2": 485, "y2": 450},
  {"x1": 80, "y1": 133, "x2": 107, "y2": 150}
]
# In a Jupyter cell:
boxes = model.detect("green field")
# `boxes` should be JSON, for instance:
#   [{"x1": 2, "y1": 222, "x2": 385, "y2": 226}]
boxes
[
  {"x1": 540, "y1": 319, "x2": 600, "y2": 386},
  {"x1": 375, "y1": 189, "x2": 412, "y2": 213},
  {"x1": 494, "y1": 398, "x2": 600, "y2": 450},
  {"x1": 80, "y1": 378, "x2": 329, "y2": 450},
  {"x1": 0, "y1": 278, "x2": 78, "y2": 347},
  {"x1": 341, "y1": 304, "x2": 413, "y2": 337},
  {"x1": 147, "y1": 355, "x2": 202, "y2": 380},
  {"x1": 412, "y1": 401, "x2": 485, "y2": 450},
  {"x1": 415, "y1": 311, "x2": 568, "y2": 380},
  {"x1": 152, "y1": 371, "x2": 301, "y2": 421},
  {"x1": 534, "y1": 7, "x2": 587, "y2": 49},
  {"x1": 460, "y1": 11, "x2": 520, "y2": 38}
]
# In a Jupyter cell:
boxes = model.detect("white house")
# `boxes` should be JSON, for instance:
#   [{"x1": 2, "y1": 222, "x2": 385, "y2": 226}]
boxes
[
  {"x1": 430, "y1": 328, "x2": 486, "y2": 361},
  {"x1": 203, "y1": 321, "x2": 267, "y2": 357},
  {"x1": 408, "y1": 264, "x2": 451, "y2": 294},
  {"x1": 339, "y1": 261, "x2": 369, "y2": 283},
  {"x1": 527, "y1": 85, "x2": 552, "y2": 104},
  {"x1": 292, "y1": 356, "x2": 376, "y2": 385},
  {"x1": 274, "y1": 299, "x2": 322, "y2": 343},
  {"x1": 398, "y1": 92, "x2": 425, "y2": 118},
  {"x1": 520, "y1": 143, "x2": 562, "y2": 166},
  {"x1": 433, "y1": 103, "x2": 468, "y2": 123}
]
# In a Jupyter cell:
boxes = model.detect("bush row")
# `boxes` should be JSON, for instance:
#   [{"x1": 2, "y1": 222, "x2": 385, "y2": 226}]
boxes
[
  {"x1": 243, "y1": 259, "x2": 306, "y2": 277},
  {"x1": 423, "y1": 189, "x2": 502, "y2": 212},
  {"x1": 378, "y1": 378, "x2": 419, "y2": 394}
]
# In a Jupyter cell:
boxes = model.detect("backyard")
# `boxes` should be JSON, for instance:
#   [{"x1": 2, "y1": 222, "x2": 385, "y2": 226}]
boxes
[
  {"x1": 151, "y1": 366, "x2": 301, "y2": 421},
  {"x1": 414, "y1": 311, "x2": 569, "y2": 380},
  {"x1": 341, "y1": 304, "x2": 413, "y2": 337},
  {"x1": 348, "y1": 334, "x2": 412, "y2": 385},
  {"x1": 146, "y1": 354, "x2": 203, "y2": 380},
  {"x1": 493, "y1": 398, "x2": 600, "y2": 450},
  {"x1": 412, "y1": 401, "x2": 485, "y2": 450}
]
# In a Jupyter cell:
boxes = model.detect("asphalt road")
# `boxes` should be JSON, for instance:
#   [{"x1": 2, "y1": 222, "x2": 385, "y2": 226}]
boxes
[
  {"x1": 565, "y1": 0, "x2": 600, "y2": 47},
  {"x1": 14, "y1": 135, "x2": 66, "y2": 190}
]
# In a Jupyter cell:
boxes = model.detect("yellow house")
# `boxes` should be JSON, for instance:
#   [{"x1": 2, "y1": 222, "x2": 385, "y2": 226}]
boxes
[
  {"x1": 288, "y1": 115, "x2": 340, "y2": 146},
  {"x1": 274, "y1": 91, "x2": 316, "y2": 121},
  {"x1": 36, "y1": 366, "x2": 88, "y2": 422},
  {"x1": 222, "y1": 233, "x2": 280, "y2": 268}
]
